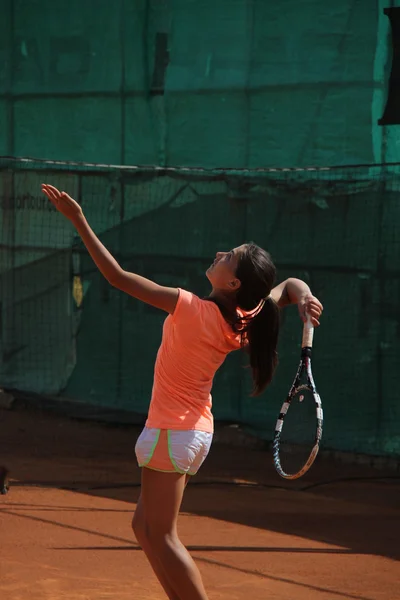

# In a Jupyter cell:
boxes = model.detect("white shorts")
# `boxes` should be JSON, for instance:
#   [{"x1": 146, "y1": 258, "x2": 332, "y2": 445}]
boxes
[{"x1": 135, "y1": 427, "x2": 213, "y2": 476}]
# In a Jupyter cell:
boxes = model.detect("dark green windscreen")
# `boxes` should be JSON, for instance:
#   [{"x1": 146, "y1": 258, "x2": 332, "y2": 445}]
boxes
[{"x1": 0, "y1": 0, "x2": 398, "y2": 167}]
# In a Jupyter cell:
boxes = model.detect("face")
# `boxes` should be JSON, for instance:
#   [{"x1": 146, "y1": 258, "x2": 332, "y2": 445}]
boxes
[{"x1": 206, "y1": 245, "x2": 246, "y2": 291}]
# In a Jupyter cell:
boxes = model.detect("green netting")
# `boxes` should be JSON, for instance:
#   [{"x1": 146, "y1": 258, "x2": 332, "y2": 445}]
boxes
[
  {"x1": 1, "y1": 156, "x2": 400, "y2": 457},
  {"x1": 0, "y1": 0, "x2": 398, "y2": 167}
]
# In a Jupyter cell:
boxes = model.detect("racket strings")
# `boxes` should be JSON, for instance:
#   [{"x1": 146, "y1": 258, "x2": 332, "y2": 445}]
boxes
[{"x1": 278, "y1": 387, "x2": 318, "y2": 476}]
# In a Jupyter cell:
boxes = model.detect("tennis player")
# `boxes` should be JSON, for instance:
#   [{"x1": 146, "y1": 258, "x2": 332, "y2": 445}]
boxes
[{"x1": 41, "y1": 183, "x2": 323, "y2": 600}]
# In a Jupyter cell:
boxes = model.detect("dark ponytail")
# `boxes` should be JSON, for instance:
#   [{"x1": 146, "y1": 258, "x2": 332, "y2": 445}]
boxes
[
  {"x1": 244, "y1": 296, "x2": 280, "y2": 395},
  {"x1": 234, "y1": 243, "x2": 280, "y2": 396}
]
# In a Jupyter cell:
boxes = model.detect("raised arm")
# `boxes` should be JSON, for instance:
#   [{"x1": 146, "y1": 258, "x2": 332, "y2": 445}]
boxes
[
  {"x1": 270, "y1": 278, "x2": 323, "y2": 326},
  {"x1": 41, "y1": 184, "x2": 179, "y2": 314}
]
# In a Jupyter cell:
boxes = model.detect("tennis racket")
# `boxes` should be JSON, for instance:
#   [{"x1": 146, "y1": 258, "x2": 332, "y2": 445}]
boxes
[
  {"x1": 272, "y1": 314, "x2": 323, "y2": 479},
  {"x1": 0, "y1": 466, "x2": 9, "y2": 495}
]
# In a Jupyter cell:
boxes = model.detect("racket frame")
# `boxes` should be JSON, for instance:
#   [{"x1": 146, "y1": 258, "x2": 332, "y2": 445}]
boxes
[{"x1": 272, "y1": 316, "x2": 323, "y2": 480}]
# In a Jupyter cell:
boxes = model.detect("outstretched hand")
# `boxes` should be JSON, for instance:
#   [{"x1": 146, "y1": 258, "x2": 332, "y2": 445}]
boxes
[
  {"x1": 298, "y1": 294, "x2": 323, "y2": 327},
  {"x1": 41, "y1": 184, "x2": 83, "y2": 222}
]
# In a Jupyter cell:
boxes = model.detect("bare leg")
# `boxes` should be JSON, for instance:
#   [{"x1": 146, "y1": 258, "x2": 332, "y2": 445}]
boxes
[
  {"x1": 141, "y1": 468, "x2": 209, "y2": 600},
  {"x1": 132, "y1": 496, "x2": 180, "y2": 600}
]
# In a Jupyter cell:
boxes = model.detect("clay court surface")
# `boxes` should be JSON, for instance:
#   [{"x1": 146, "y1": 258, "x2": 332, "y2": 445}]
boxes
[{"x1": 1, "y1": 406, "x2": 399, "y2": 600}]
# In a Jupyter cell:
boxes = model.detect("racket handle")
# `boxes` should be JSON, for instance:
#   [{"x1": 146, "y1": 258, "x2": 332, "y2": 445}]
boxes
[{"x1": 302, "y1": 314, "x2": 314, "y2": 348}]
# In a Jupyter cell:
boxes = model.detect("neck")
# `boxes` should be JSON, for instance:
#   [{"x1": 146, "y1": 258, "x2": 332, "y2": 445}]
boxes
[{"x1": 208, "y1": 288, "x2": 237, "y2": 310}]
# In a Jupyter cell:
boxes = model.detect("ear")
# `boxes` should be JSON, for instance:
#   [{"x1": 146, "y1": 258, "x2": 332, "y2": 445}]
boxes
[{"x1": 229, "y1": 278, "x2": 241, "y2": 290}]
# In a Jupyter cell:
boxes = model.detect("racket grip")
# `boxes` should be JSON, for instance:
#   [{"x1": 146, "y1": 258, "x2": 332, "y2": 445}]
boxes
[{"x1": 302, "y1": 314, "x2": 314, "y2": 348}]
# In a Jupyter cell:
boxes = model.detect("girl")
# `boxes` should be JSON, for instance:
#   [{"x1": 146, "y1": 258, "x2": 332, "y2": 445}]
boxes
[{"x1": 41, "y1": 184, "x2": 323, "y2": 600}]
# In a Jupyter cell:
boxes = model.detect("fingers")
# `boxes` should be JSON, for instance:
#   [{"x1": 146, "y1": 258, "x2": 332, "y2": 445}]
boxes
[
  {"x1": 41, "y1": 185, "x2": 82, "y2": 222},
  {"x1": 308, "y1": 306, "x2": 321, "y2": 319},
  {"x1": 43, "y1": 184, "x2": 61, "y2": 195},
  {"x1": 41, "y1": 183, "x2": 60, "y2": 203},
  {"x1": 306, "y1": 298, "x2": 323, "y2": 314},
  {"x1": 41, "y1": 188, "x2": 57, "y2": 208},
  {"x1": 312, "y1": 299, "x2": 323, "y2": 312},
  {"x1": 42, "y1": 185, "x2": 76, "y2": 206},
  {"x1": 308, "y1": 309, "x2": 321, "y2": 326},
  {"x1": 303, "y1": 296, "x2": 323, "y2": 328},
  {"x1": 306, "y1": 296, "x2": 323, "y2": 311}
]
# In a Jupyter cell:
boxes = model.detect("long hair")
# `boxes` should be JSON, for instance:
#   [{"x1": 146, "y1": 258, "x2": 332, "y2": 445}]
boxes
[{"x1": 208, "y1": 243, "x2": 280, "y2": 396}]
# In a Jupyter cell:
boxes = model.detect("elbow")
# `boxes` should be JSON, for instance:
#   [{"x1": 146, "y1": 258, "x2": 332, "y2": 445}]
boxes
[{"x1": 107, "y1": 268, "x2": 124, "y2": 289}]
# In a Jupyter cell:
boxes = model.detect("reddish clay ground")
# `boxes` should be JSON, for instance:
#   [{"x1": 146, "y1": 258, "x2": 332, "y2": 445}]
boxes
[{"x1": 1, "y1": 407, "x2": 399, "y2": 599}]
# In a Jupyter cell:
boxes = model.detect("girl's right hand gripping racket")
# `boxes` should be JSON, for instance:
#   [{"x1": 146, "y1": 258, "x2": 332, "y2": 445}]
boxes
[{"x1": 273, "y1": 315, "x2": 323, "y2": 480}]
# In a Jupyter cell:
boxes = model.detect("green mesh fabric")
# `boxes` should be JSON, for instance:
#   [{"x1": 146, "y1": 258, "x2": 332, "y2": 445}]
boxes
[{"x1": 1, "y1": 157, "x2": 399, "y2": 457}]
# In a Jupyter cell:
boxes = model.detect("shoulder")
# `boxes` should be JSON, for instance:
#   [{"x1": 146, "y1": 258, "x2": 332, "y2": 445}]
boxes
[
  {"x1": 172, "y1": 289, "x2": 221, "y2": 323},
  {"x1": 171, "y1": 289, "x2": 202, "y2": 321}
]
